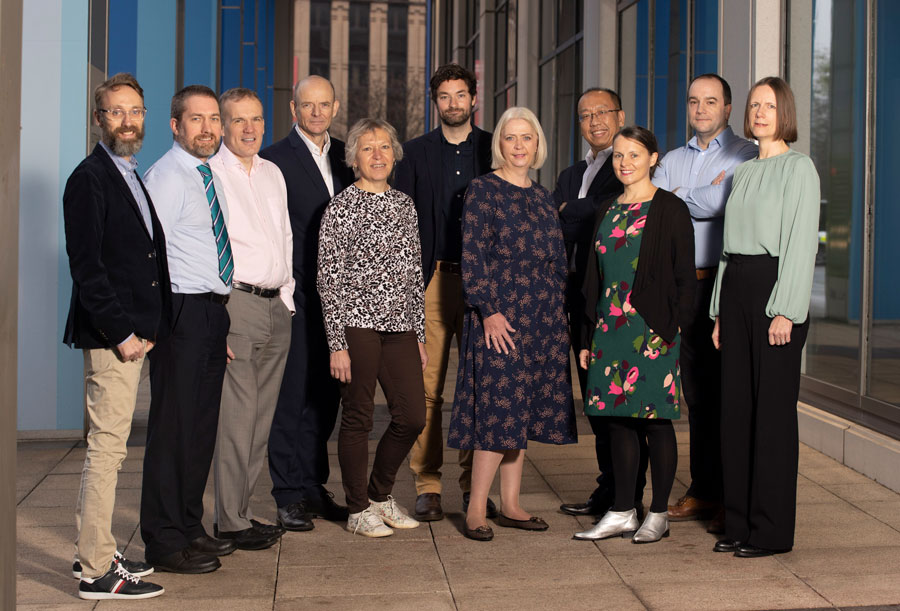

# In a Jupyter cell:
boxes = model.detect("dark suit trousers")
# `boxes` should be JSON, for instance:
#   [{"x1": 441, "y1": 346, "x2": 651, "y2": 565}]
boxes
[
  {"x1": 680, "y1": 276, "x2": 724, "y2": 502},
  {"x1": 720, "y1": 255, "x2": 808, "y2": 551},
  {"x1": 141, "y1": 293, "x2": 230, "y2": 559},
  {"x1": 268, "y1": 299, "x2": 340, "y2": 507}
]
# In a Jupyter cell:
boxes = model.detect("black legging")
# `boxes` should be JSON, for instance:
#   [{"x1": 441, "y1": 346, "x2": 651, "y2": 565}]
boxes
[{"x1": 608, "y1": 417, "x2": 677, "y2": 514}]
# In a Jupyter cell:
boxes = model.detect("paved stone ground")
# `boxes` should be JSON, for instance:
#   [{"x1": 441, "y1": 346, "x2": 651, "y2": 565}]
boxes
[{"x1": 16, "y1": 360, "x2": 900, "y2": 610}]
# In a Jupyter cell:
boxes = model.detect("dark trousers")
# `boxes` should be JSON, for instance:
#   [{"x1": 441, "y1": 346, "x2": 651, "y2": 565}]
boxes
[
  {"x1": 339, "y1": 328, "x2": 425, "y2": 514},
  {"x1": 608, "y1": 417, "x2": 677, "y2": 513},
  {"x1": 141, "y1": 293, "x2": 229, "y2": 559},
  {"x1": 680, "y1": 276, "x2": 723, "y2": 502},
  {"x1": 720, "y1": 255, "x2": 808, "y2": 551},
  {"x1": 268, "y1": 298, "x2": 340, "y2": 507}
]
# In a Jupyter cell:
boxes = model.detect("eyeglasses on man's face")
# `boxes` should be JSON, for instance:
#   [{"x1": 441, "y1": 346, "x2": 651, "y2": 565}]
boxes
[
  {"x1": 97, "y1": 107, "x2": 147, "y2": 120},
  {"x1": 578, "y1": 108, "x2": 621, "y2": 123}
]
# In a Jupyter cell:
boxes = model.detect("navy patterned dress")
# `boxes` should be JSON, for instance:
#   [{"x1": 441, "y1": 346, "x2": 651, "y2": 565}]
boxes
[{"x1": 448, "y1": 173, "x2": 577, "y2": 451}]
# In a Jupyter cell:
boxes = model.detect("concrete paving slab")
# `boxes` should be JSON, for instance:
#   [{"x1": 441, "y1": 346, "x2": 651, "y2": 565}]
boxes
[
  {"x1": 793, "y1": 503, "x2": 900, "y2": 549},
  {"x1": 433, "y1": 529, "x2": 602, "y2": 561},
  {"x1": 148, "y1": 567, "x2": 276, "y2": 599},
  {"x1": 805, "y1": 573, "x2": 900, "y2": 607},
  {"x1": 854, "y1": 500, "x2": 900, "y2": 531},
  {"x1": 276, "y1": 592, "x2": 456, "y2": 610},
  {"x1": 453, "y1": 584, "x2": 646, "y2": 611},
  {"x1": 801, "y1": 466, "x2": 880, "y2": 486},
  {"x1": 527, "y1": 457, "x2": 606, "y2": 475},
  {"x1": 821, "y1": 482, "x2": 900, "y2": 502},
  {"x1": 632, "y1": 577, "x2": 830, "y2": 610},
  {"x1": 605, "y1": 548, "x2": 795, "y2": 583},
  {"x1": 275, "y1": 560, "x2": 448, "y2": 598},
  {"x1": 17, "y1": 572, "x2": 85, "y2": 605},
  {"x1": 96, "y1": 597, "x2": 273, "y2": 610},
  {"x1": 443, "y1": 556, "x2": 621, "y2": 594},
  {"x1": 278, "y1": 537, "x2": 438, "y2": 567},
  {"x1": 778, "y1": 546, "x2": 900, "y2": 579}
]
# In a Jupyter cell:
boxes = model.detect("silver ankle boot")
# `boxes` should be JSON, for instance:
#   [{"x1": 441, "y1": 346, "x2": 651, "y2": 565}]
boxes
[
  {"x1": 573, "y1": 508, "x2": 639, "y2": 540},
  {"x1": 632, "y1": 511, "x2": 669, "y2": 543}
]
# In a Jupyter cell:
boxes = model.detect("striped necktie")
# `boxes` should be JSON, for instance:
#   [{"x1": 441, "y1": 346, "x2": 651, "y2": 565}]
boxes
[{"x1": 197, "y1": 163, "x2": 234, "y2": 287}]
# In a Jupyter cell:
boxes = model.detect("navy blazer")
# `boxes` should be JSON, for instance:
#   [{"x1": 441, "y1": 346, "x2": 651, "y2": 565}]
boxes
[
  {"x1": 394, "y1": 126, "x2": 493, "y2": 286},
  {"x1": 259, "y1": 129, "x2": 354, "y2": 310},
  {"x1": 553, "y1": 154, "x2": 622, "y2": 262},
  {"x1": 63, "y1": 144, "x2": 171, "y2": 349}
]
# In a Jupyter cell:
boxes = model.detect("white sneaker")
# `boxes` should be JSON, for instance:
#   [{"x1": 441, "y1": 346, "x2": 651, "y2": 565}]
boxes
[
  {"x1": 347, "y1": 508, "x2": 394, "y2": 538},
  {"x1": 368, "y1": 496, "x2": 420, "y2": 529}
]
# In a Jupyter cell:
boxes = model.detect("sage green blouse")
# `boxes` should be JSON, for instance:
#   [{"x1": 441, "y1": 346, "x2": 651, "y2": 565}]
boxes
[{"x1": 710, "y1": 149, "x2": 820, "y2": 323}]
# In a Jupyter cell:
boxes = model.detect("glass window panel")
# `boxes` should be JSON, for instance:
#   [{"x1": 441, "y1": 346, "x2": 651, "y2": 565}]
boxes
[
  {"x1": 540, "y1": 0, "x2": 556, "y2": 57},
  {"x1": 804, "y1": 0, "x2": 863, "y2": 392},
  {"x1": 558, "y1": 0, "x2": 576, "y2": 42},
  {"x1": 538, "y1": 58, "x2": 556, "y2": 185},
  {"x1": 508, "y1": 0, "x2": 517, "y2": 84},
  {"x1": 869, "y1": 0, "x2": 900, "y2": 406},
  {"x1": 693, "y1": 0, "x2": 718, "y2": 76},
  {"x1": 495, "y1": 1, "x2": 508, "y2": 89}
]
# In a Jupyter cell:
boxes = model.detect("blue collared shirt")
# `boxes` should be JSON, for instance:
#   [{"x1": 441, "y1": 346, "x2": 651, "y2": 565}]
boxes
[
  {"x1": 143, "y1": 141, "x2": 231, "y2": 295},
  {"x1": 652, "y1": 126, "x2": 758, "y2": 268},
  {"x1": 99, "y1": 141, "x2": 153, "y2": 239}
]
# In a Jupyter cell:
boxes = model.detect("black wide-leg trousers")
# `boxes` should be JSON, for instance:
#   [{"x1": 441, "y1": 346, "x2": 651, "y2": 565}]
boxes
[{"x1": 719, "y1": 255, "x2": 808, "y2": 551}]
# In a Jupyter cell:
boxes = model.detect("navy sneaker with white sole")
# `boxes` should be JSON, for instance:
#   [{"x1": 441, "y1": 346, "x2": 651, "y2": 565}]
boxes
[
  {"x1": 78, "y1": 561, "x2": 164, "y2": 600},
  {"x1": 72, "y1": 550, "x2": 154, "y2": 579}
]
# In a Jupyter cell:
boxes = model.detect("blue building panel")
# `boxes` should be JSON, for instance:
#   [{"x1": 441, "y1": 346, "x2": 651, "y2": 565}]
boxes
[
  {"x1": 108, "y1": 0, "x2": 139, "y2": 76},
  {"x1": 135, "y1": 0, "x2": 178, "y2": 167},
  {"x1": 183, "y1": 0, "x2": 219, "y2": 89},
  {"x1": 221, "y1": 7, "x2": 242, "y2": 92},
  {"x1": 634, "y1": 0, "x2": 649, "y2": 127}
]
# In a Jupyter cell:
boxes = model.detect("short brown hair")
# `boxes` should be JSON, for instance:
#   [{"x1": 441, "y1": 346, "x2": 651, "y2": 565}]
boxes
[
  {"x1": 430, "y1": 64, "x2": 477, "y2": 103},
  {"x1": 171, "y1": 84, "x2": 218, "y2": 121},
  {"x1": 613, "y1": 125, "x2": 660, "y2": 178},
  {"x1": 94, "y1": 73, "x2": 144, "y2": 111},
  {"x1": 219, "y1": 87, "x2": 262, "y2": 118},
  {"x1": 744, "y1": 76, "x2": 798, "y2": 143}
]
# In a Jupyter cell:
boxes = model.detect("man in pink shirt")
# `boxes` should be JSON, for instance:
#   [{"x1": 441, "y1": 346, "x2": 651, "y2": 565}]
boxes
[{"x1": 208, "y1": 88, "x2": 294, "y2": 550}]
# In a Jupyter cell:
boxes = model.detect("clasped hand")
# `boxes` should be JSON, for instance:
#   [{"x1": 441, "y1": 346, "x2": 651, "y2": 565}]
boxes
[{"x1": 712, "y1": 314, "x2": 793, "y2": 349}]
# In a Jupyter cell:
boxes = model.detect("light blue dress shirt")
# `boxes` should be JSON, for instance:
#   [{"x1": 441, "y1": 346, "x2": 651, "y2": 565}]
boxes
[
  {"x1": 652, "y1": 126, "x2": 758, "y2": 268},
  {"x1": 99, "y1": 141, "x2": 153, "y2": 238},
  {"x1": 143, "y1": 142, "x2": 231, "y2": 295}
]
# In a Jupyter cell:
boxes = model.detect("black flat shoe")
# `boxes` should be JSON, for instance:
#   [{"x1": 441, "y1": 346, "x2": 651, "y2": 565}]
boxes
[
  {"x1": 462, "y1": 492, "x2": 498, "y2": 518},
  {"x1": 495, "y1": 513, "x2": 549, "y2": 531},
  {"x1": 734, "y1": 543, "x2": 790, "y2": 558},
  {"x1": 713, "y1": 538, "x2": 741, "y2": 553},
  {"x1": 277, "y1": 502, "x2": 315, "y2": 531},
  {"x1": 463, "y1": 524, "x2": 494, "y2": 541},
  {"x1": 216, "y1": 526, "x2": 281, "y2": 550},
  {"x1": 305, "y1": 490, "x2": 350, "y2": 521},
  {"x1": 148, "y1": 548, "x2": 220, "y2": 574},
  {"x1": 188, "y1": 534, "x2": 236, "y2": 557}
]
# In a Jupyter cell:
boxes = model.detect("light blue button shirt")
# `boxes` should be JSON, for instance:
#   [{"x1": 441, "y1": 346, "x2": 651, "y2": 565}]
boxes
[
  {"x1": 99, "y1": 141, "x2": 153, "y2": 238},
  {"x1": 652, "y1": 126, "x2": 758, "y2": 268},
  {"x1": 144, "y1": 141, "x2": 231, "y2": 295}
]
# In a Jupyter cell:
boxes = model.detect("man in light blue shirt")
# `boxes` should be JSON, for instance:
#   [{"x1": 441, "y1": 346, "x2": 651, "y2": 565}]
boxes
[
  {"x1": 652, "y1": 74, "x2": 757, "y2": 529},
  {"x1": 140, "y1": 85, "x2": 238, "y2": 575}
]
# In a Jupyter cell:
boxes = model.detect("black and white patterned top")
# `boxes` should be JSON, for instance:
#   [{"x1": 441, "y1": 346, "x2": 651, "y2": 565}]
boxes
[{"x1": 317, "y1": 184, "x2": 426, "y2": 352}]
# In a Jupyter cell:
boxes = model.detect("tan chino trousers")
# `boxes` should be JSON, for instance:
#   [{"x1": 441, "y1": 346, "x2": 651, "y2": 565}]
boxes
[
  {"x1": 409, "y1": 267, "x2": 473, "y2": 495},
  {"x1": 75, "y1": 345, "x2": 145, "y2": 578}
]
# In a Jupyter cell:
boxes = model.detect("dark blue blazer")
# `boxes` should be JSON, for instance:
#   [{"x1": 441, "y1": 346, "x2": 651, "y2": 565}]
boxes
[
  {"x1": 260, "y1": 129, "x2": 354, "y2": 310},
  {"x1": 394, "y1": 126, "x2": 493, "y2": 286},
  {"x1": 63, "y1": 144, "x2": 170, "y2": 349}
]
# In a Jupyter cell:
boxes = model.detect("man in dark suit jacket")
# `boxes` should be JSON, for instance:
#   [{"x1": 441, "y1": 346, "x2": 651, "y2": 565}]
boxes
[
  {"x1": 554, "y1": 87, "x2": 647, "y2": 520},
  {"x1": 393, "y1": 64, "x2": 495, "y2": 522},
  {"x1": 260, "y1": 75, "x2": 355, "y2": 531},
  {"x1": 63, "y1": 73, "x2": 167, "y2": 601}
]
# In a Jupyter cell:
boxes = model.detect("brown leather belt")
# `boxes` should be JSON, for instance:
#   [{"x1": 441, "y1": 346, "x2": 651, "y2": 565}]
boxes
[
  {"x1": 696, "y1": 267, "x2": 716, "y2": 281},
  {"x1": 435, "y1": 260, "x2": 462, "y2": 274},
  {"x1": 233, "y1": 281, "x2": 280, "y2": 298}
]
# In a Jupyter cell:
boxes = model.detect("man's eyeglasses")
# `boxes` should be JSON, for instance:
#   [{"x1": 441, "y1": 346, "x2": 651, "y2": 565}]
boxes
[
  {"x1": 97, "y1": 108, "x2": 147, "y2": 120},
  {"x1": 578, "y1": 108, "x2": 621, "y2": 123}
]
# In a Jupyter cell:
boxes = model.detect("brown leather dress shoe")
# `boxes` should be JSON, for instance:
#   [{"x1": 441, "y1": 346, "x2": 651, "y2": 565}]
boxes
[
  {"x1": 667, "y1": 495, "x2": 720, "y2": 521},
  {"x1": 414, "y1": 493, "x2": 444, "y2": 521}
]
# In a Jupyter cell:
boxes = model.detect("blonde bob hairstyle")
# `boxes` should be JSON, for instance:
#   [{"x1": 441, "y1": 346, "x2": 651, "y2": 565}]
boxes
[
  {"x1": 491, "y1": 106, "x2": 547, "y2": 170},
  {"x1": 344, "y1": 118, "x2": 404, "y2": 178}
]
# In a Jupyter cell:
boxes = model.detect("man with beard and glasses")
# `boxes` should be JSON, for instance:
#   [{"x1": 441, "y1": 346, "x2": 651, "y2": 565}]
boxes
[
  {"x1": 140, "y1": 85, "x2": 236, "y2": 574},
  {"x1": 394, "y1": 63, "x2": 496, "y2": 522},
  {"x1": 63, "y1": 73, "x2": 167, "y2": 600}
]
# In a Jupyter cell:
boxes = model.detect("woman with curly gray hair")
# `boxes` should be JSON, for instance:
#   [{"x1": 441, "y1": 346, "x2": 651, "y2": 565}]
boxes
[{"x1": 317, "y1": 118, "x2": 427, "y2": 537}]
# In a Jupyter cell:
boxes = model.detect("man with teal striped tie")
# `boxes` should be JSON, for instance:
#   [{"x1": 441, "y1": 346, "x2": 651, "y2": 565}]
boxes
[{"x1": 140, "y1": 85, "x2": 237, "y2": 574}]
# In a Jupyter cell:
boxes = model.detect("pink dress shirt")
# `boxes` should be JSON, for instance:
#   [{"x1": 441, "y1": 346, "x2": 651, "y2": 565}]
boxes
[{"x1": 209, "y1": 144, "x2": 295, "y2": 312}]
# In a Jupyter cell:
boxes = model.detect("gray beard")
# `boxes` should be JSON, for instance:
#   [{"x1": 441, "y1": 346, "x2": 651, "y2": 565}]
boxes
[{"x1": 102, "y1": 131, "x2": 143, "y2": 157}]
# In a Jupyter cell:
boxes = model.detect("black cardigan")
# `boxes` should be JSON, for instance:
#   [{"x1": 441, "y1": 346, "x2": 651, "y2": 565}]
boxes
[{"x1": 579, "y1": 188, "x2": 696, "y2": 348}]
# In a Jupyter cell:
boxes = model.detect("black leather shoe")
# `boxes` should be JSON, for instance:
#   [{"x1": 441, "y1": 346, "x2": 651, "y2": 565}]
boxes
[
  {"x1": 734, "y1": 543, "x2": 790, "y2": 558},
  {"x1": 304, "y1": 491, "x2": 350, "y2": 521},
  {"x1": 560, "y1": 489, "x2": 614, "y2": 516},
  {"x1": 251, "y1": 519, "x2": 286, "y2": 536},
  {"x1": 462, "y1": 524, "x2": 494, "y2": 541},
  {"x1": 277, "y1": 502, "x2": 315, "y2": 531},
  {"x1": 462, "y1": 492, "x2": 498, "y2": 518},
  {"x1": 415, "y1": 493, "x2": 444, "y2": 521},
  {"x1": 189, "y1": 534, "x2": 236, "y2": 557},
  {"x1": 496, "y1": 513, "x2": 549, "y2": 531},
  {"x1": 148, "y1": 548, "x2": 220, "y2": 574},
  {"x1": 713, "y1": 538, "x2": 741, "y2": 553},
  {"x1": 216, "y1": 526, "x2": 280, "y2": 550}
]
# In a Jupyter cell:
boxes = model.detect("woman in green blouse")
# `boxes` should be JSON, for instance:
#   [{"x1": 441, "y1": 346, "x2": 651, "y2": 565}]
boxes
[{"x1": 709, "y1": 77, "x2": 820, "y2": 558}]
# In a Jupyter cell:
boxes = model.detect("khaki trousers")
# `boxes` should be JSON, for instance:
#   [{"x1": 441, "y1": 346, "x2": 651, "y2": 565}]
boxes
[
  {"x1": 214, "y1": 290, "x2": 292, "y2": 532},
  {"x1": 409, "y1": 267, "x2": 473, "y2": 494},
  {"x1": 75, "y1": 345, "x2": 145, "y2": 578}
]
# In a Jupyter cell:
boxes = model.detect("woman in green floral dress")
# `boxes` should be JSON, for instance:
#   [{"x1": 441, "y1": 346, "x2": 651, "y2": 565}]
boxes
[{"x1": 573, "y1": 126, "x2": 696, "y2": 544}]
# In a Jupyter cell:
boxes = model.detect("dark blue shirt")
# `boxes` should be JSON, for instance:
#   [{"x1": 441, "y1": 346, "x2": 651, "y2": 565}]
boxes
[{"x1": 437, "y1": 131, "x2": 475, "y2": 262}]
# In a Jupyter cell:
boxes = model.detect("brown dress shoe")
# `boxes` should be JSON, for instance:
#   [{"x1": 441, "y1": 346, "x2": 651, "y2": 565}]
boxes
[
  {"x1": 667, "y1": 495, "x2": 719, "y2": 521},
  {"x1": 414, "y1": 493, "x2": 444, "y2": 521}
]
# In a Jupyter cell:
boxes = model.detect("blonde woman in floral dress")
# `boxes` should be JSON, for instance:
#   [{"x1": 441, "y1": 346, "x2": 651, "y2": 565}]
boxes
[{"x1": 574, "y1": 126, "x2": 695, "y2": 544}]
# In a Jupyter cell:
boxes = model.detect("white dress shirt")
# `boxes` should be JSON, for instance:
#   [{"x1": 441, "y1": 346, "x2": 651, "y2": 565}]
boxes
[
  {"x1": 208, "y1": 144, "x2": 295, "y2": 312},
  {"x1": 295, "y1": 125, "x2": 334, "y2": 197},
  {"x1": 578, "y1": 145, "x2": 613, "y2": 199}
]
